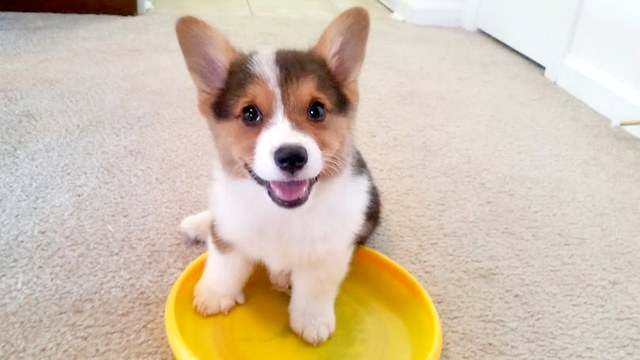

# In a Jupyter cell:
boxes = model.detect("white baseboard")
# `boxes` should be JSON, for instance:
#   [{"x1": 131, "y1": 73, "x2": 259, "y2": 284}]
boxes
[
  {"x1": 137, "y1": 0, "x2": 153, "y2": 14},
  {"x1": 389, "y1": 0, "x2": 464, "y2": 27},
  {"x1": 460, "y1": 0, "x2": 479, "y2": 31},
  {"x1": 557, "y1": 56, "x2": 640, "y2": 139}
]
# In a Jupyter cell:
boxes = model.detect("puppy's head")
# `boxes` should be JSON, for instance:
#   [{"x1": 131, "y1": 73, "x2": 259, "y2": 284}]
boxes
[{"x1": 176, "y1": 8, "x2": 369, "y2": 208}]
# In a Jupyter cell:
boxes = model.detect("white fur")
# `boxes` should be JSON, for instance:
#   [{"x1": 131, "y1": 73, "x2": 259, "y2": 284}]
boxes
[
  {"x1": 193, "y1": 233, "x2": 253, "y2": 315},
  {"x1": 178, "y1": 210, "x2": 211, "y2": 242},
  {"x1": 182, "y1": 160, "x2": 371, "y2": 343},
  {"x1": 269, "y1": 269, "x2": 292, "y2": 293},
  {"x1": 181, "y1": 49, "x2": 371, "y2": 345},
  {"x1": 250, "y1": 49, "x2": 323, "y2": 181},
  {"x1": 253, "y1": 118, "x2": 323, "y2": 181},
  {"x1": 249, "y1": 49, "x2": 283, "y2": 115},
  {"x1": 221, "y1": 163, "x2": 368, "y2": 342},
  {"x1": 209, "y1": 163, "x2": 370, "y2": 268}
]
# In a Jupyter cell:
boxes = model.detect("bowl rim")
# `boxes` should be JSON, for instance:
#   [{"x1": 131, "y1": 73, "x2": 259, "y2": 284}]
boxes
[{"x1": 164, "y1": 246, "x2": 442, "y2": 360}]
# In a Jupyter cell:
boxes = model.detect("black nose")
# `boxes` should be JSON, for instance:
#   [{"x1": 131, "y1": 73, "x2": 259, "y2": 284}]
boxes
[{"x1": 274, "y1": 145, "x2": 308, "y2": 174}]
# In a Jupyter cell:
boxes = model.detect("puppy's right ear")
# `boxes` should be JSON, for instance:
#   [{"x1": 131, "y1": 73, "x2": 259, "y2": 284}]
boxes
[{"x1": 175, "y1": 16, "x2": 238, "y2": 94}]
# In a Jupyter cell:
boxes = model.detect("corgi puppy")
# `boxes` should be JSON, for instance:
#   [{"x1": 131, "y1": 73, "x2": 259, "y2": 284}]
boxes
[{"x1": 176, "y1": 7, "x2": 380, "y2": 345}]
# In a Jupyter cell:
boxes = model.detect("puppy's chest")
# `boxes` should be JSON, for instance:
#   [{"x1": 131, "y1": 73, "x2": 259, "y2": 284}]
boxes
[{"x1": 210, "y1": 173, "x2": 370, "y2": 263}]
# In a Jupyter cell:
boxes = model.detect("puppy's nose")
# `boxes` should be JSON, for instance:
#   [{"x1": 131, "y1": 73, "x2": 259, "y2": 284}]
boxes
[{"x1": 274, "y1": 145, "x2": 308, "y2": 174}]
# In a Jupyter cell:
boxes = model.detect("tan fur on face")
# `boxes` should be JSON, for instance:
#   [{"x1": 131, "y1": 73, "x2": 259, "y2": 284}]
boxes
[
  {"x1": 175, "y1": 16, "x2": 239, "y2": 94},
  {"x1": 198, "y1": 79, "x2": 275, "y2": 177},
  {"x1": 281, "y1": 76, "x2": 358, "y2": 180},
  {"x1": 313, "y1": 7, "x2": 369, "y2": 85}
]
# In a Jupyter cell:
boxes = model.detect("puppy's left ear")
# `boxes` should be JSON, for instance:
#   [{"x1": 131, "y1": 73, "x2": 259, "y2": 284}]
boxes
[
  {"x1": 175, "y1": 16, "x2": 238, "y2": 95},
  {"x1": 313, "y1": 7, "x2": 370, "y2": 84}
]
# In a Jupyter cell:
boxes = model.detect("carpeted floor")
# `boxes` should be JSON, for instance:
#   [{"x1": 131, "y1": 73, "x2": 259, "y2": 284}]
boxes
[{"x1": 1, "y1": 9, "x2": 639, "y2": 360}]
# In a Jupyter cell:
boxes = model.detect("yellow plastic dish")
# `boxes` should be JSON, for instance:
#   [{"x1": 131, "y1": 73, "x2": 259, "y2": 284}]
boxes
[{"x1": 165, "y1": 247, "x2": 442, "y2": 360}]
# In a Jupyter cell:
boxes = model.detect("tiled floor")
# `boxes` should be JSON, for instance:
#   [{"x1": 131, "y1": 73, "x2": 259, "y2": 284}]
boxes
[{"x1": 152, "y1": 0, "x2": 391, "y2": 20}]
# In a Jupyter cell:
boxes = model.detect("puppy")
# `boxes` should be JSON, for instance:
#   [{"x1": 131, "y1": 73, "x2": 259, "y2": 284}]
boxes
[{"x1": 176, "y1": 7, "x2": 380, "y2": 345}]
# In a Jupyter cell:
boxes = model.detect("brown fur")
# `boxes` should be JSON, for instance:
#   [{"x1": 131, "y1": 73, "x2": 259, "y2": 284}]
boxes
[
  {"x1": 175, "y1": 16, "x2": 239, "y2": 94},
  {"x1": 280, "y1": 72, "x2": 354, "y2": 180},
  {"x1": 350, "y1": 149, "x2": 381, "y2": 244},
  {"x1": 356, "y1": 180, "x2": 381, "y2": 245},
  {"x1": 200, "y1": 77, "x2": 276, "y2": 178},
  {"x1": 313, "y1": 7, "x2": 369, "y2": 85},
  {"x1": 276, "y1": 50, "x2": 351, "y2": 114}
]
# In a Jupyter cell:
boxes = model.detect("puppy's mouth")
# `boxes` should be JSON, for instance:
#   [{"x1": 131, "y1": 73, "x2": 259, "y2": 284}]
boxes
[{"x1": 245, "y1": 164, "x2": 318, "y2": 209}]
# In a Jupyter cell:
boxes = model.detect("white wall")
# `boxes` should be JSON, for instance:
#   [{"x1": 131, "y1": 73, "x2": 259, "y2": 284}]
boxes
[
  {"x1": 388, "y1": 0, "x2": 640, "y2": 138},
  {"x1": 556, "y1": 0, "x2": 640, "y2": 137},
  {"x1": 570, "y1": 1, "x2": 640, "y2": 86},
  {"x1": 474, "y1": 0, "x2": 580, "y2": 80}
]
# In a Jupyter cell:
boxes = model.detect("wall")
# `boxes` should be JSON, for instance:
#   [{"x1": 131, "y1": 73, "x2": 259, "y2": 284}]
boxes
[
  {"x1": 388, "y1": 0, "x2": 640, "y2": 138},
  {"x1": 474, "y1": 0, "x2": 580, "y2": 80},
  {"x1": 556, "y1": 0, "x2": 640, "y2": 137}
]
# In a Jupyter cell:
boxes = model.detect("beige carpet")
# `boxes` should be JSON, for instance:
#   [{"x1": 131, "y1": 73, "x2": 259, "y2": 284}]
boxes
[{"x1": 1, "y1": 10, "x2": 639, "y2": 360}]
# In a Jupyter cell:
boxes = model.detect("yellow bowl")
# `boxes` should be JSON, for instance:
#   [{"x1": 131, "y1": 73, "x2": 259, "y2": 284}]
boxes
[{"x1": 165, "y1": 247, "x2": 442, "y2": 360}]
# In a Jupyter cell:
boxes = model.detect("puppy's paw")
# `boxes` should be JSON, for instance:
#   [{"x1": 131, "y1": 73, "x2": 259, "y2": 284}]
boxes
[
  {"x1": 193, "y1": 280, "x2": 244, "y2": 316},
  {"x1": 290, "y1": 305, "x2": 335, "y2": 345},
  {"x1": 179, "y1": 211, "x2": 211, "y2": 244},
  {"x1": 270, "y1": 271, "x2": 291, "y2": 294}
]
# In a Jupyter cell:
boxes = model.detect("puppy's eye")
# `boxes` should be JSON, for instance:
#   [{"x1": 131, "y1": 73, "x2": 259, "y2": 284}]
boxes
[
  {"x1": 241, "y1": 105, "x2": 262, "y2": 126},
  {"x1": 307, "y1": 101, "x2": 326, "y2": 122}
]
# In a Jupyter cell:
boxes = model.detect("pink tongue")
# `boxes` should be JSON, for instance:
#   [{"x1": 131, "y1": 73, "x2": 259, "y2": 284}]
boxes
[{"x1": 269, "y1": 180, "x2": 310, "y2": 202}]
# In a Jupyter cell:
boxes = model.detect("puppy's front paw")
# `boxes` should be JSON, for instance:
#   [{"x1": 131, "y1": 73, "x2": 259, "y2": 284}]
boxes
[
  {"x1": 193, "y1": 280, "x2": 244, "y2": 316},
  {"x1": 290, "y1": 305, "x2": 336, "y2": 345}
]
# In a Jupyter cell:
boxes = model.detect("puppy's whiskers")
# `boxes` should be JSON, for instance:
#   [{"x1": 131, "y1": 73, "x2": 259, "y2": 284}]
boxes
[
  {"x1": 322, "y1": 154, "x2": 345, "y2": 178},
  {"x1": 232, "y1": 157, "x2": 255, "y2": 177}
]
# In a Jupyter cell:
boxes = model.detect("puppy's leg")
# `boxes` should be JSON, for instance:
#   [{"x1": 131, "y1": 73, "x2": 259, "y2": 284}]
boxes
[
  {"x1": 193, "y1": 230, "x2": 253, "y2": 316},
  {"x1": 289, "y1": 249, "x2": 352, "y2": 345},
  {"x1": 179, "y1": 210, "x2": 212, "y2": 243}
]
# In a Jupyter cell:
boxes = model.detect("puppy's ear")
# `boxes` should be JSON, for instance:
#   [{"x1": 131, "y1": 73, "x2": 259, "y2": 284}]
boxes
[
  {"x1": 175, "y1": 16, "x2": 238, "y2": 94},
  {"x1": 313, "y1": 7, "x2": 370, "y2": 84}
]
